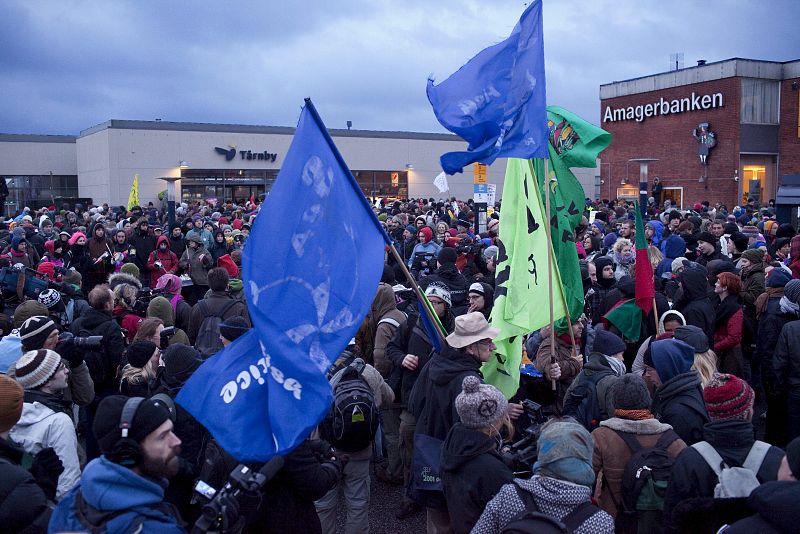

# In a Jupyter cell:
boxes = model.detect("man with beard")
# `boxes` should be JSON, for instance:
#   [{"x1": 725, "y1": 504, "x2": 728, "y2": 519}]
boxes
[{"x1": 49, "y1": 395, "x2": 190, "y2": 532}]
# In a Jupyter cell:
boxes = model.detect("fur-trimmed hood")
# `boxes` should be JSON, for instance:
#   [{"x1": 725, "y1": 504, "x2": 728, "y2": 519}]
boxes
[{"x1": 108, "y1": 271, "x2": 142, "y2": 290}]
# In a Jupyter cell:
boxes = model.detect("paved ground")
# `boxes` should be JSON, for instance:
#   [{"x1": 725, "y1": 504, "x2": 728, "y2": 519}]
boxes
[{"x1": 334, "y1": 470, "x2": 426, "y2": 533}]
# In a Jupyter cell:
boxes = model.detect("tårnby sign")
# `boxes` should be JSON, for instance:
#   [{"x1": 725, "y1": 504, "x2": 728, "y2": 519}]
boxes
[{"x1": 603, "y1": 92, "x2": 723, "y2": 123}]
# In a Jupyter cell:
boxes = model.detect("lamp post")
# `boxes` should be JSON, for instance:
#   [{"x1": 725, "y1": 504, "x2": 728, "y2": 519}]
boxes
[
  {"x1": 629, "y1": 158, "x2": 658, "y2": 216},
  {"x1": 158, "y1": 176, "x2": 181, "y2": 228}
]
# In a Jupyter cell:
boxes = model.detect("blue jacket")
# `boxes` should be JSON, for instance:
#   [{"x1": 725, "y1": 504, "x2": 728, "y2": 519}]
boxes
[
  {"x1": 49, "y1": 456, "x2": 184, "y2": 534},
  {"x1": 655, "y1": 234, "x2": 687, "y2": 279}
]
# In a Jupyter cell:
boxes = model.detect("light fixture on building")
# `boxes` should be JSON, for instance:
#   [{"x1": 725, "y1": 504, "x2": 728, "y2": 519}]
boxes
[
  {"x1": 405, "y1": 164, "x2": 413, "y2": 170},
  {"x1": 620, "y1": 177, "x2": 627, "y2": 185},
  {"x1": 733, "y1": 170, "x2": 739, "y2": 182},
  {"x1": 179, "y1": 161, "x2": 189, "y2": 169}
]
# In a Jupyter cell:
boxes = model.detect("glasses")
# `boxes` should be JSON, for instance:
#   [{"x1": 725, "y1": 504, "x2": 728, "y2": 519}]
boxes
[
  {"x1": 477, "y1": 339, "x2": 494, "y2": 347},
  {"x1": 429, "y1": 299, "x2": 446, "y2": 307}
]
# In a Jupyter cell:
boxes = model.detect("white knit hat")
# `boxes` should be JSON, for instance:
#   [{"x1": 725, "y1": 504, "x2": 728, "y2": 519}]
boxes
[
  {"x1": 14, "y1": 349, "x2": 61, "y2": 390},
  {"x1": 425, "y1": 283, "x2": 451, "y2": 307}
]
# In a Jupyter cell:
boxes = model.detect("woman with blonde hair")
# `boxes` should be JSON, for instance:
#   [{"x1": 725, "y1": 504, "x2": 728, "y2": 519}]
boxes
[
  {"x1": 692, "y1": 349, "x2": 719, "y2": 387},
  {"x1": 119, "y1": 339, "x2": 161, "y2": 397},
  {"x1": 612, "y1": 238, "x2": 635, "y2": 280}
]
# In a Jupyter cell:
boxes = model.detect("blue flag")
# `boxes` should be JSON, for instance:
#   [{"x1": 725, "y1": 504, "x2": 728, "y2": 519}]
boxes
[
  {"x1": 427, "y1": 0, "x2": 548, "y2": 175},
  {"x1": 176, "y1": 100, "x2": 387, "y2": 462}
]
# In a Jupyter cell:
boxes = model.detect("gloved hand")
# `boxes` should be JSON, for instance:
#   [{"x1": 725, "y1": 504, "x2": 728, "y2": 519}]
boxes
[
  {"x1": 56, "y1": 338, "x2": 84, "y2": 368},
  {"x1": 324, "y1": 452, "x2": 349, "y2": 477},
  {"x1": 308, "y1": 438, "x2": 334, "y2": 462},
  {"x1": 30, "y1": 447, "x2": 64, "y2": 501},
  {"x1": 218, "y1": 491, "x2": 241, "y2": 531}
]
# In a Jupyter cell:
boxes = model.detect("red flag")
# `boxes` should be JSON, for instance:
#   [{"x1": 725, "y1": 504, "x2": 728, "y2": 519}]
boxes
[
  {"x1": 249, "y1": 193, "x2": 255, "y2": 206},
  {"x1": 634, "y1": 202, "x2": 654, "y2": 316}
]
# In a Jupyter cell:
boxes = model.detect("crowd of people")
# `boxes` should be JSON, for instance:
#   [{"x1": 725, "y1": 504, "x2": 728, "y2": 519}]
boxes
[{"x1": 0, "y1": 194, "x2": 799, "y2": 533}]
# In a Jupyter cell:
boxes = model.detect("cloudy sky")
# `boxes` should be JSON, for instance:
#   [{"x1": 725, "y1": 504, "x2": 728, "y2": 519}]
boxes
[{"x1": 1, "y1": 0, "x2": 798, "y2": 136}]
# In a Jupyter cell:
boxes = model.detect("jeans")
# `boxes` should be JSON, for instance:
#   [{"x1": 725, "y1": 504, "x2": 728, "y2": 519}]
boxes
[
  {"x1": 399, "y1": 410, "x2": 416, "y2": 504},
  {"x1": 316, "y1": 455, "x2": 371, "y2": 534},
  {"x1": 381, "y1": 404, "x2": 403, "y2": 479}
]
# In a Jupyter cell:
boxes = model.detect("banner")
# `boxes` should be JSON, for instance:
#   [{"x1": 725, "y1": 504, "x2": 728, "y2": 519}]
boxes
[{"x1": 127, "y1": 175, "x2": 139, "y2": 211}]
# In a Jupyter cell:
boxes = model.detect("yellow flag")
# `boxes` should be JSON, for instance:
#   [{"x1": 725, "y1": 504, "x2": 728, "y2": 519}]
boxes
[{"x1": 127, "y1": 175, "x2": 139, "y2": 211}]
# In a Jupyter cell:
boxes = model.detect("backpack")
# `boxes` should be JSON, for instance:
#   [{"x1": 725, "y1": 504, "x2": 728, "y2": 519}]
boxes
[
  {"x1": 611, "y1": 429, "x2": 680, "y2": 534},
  {"x1": 562, "y1": 369, "x2": 614, "y2": 431},
  {"x1": 195, "y1": 299, "x2": 238, "y2": 357},
  {"x1": 502, "y1": 482, "x2": 601, "y2": 534},
  {"x1": 691, "y1": 440, "x2": 771, "y2": 498},
  {"x1": 321, "y1": 357, "x2": 379, "y2": 452}
]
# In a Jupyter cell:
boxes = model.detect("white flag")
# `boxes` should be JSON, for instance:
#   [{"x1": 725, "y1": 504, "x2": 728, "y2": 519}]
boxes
[{"x1": 433, "y1": 172, "x2": 449, "y2": 193}]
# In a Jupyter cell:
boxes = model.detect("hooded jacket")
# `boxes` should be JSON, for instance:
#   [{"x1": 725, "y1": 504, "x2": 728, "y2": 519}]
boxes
[
  {"x1": 724, "y1": 481, "x2": 800, "y2": 534},
  {"x1": 48, "y1": 456, "x2": 184, "y2": 533},
  {"x1": 564, "y1": 352, "x2": 625, "y2": 423},
  {"x1": 179, "y1": 237, "x2": 212, "y2": 286},
  {"x1": 9, "y1": 400, "x2": 80, "y2": 501},
  {"x1": 146, "y1": 235, "x2": 179, "y2": 287},
  {"x1": 127, "y1": 223, "x2": 156, "y2": 278},
  {"x1": 674, "y1": 266, "x2": 716, "y2": 349},
  {"x1": 0, "y1": 437, "x2": 51, "y2": 533},
  {"x1": 419, "y1": 262, "x2": 469, "y2": 314},
  {"x1": 647, "y1": 220, "x2": 665, "y2": 249},
  {"x1": 651, "y1": 369, "x2": 709, "y2": 446},
  {"x1": 656, "y1": 235, "x2": 687, "y2": 279},
  {"x1": 441, "y1": 423, "x2": 514, "y2": 534},
  {"x1": 369, "y1": 283, "x2": 407, "y2": 379},
  {"x1": 70, "y1": 307, "x2": 127, "y2": 395}
]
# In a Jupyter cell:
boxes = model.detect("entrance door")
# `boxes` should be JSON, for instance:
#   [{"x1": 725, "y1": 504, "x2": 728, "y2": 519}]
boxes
[{"x1": 662, "y1": 187, "x2": 683, "y2": 209}]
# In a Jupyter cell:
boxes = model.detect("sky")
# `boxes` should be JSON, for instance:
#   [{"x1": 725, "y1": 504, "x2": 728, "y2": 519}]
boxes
[{"x1": 1, "y1": 0, "x2": 798, "y2": 136}]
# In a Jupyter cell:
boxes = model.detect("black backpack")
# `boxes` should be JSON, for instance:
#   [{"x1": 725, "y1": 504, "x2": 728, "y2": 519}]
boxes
[
  {"x1": 321, "y1": 357, "x2": 379, "y2": 453},
  {"x1": 502, "y1": 482, "x2": 601, "y2": 534},
  {"x1": 610, "y1": 429, "x2": 680, "y2": 534},
  {"x1": 562, "y1": 369, "x2": 614, "y2": 431},
  {"x1": 195, "y1": 299, "x2": 238, "y2": 358}
]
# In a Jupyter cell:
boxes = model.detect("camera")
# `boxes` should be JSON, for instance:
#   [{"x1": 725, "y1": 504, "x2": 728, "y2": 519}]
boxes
[
  {"x1": 160, "y1": 326, "x2": 176, "y2": 349},
  {"x1": 501, "y1": 399, "x2": 547, "y2": 478},
  {"x1": 455, "y1": 237, "x2": 484, "y2": 255},
  {"x1": 191, "y1": 456, "x2": 284, "y2": 534},
  {"x1": 58, "y1": 331, "x2": 103, "y2": 349}
]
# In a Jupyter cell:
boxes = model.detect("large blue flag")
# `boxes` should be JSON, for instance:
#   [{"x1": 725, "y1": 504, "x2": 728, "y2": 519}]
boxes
[
  {"x1": 176, "y1": 100, "x2": 387, "y2": 462},
  {"x1": 427, "y1": 1, "x2": 548, "y2": 175}
]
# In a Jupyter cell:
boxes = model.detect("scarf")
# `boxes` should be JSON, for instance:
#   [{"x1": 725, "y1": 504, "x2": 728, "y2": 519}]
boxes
[
  {"x1": 614, "y1": 250, "x2": 635, "y2": 266},
  {"x1": 604, "y1": 355, "x2": 627, "y2": 377},
  {"x1": 614, "y1": 408, "x2": 654, "y2": 420},
  {"x1": 779, "y1": 295, "x2": 800, "y2": 315},
  {"x1": 714, "y1": 294, "x2": 742, "y2": 328}
]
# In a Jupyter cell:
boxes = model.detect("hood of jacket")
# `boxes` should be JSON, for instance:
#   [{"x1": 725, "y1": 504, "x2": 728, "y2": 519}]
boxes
[
  {"x1": 80, "y1": 456, "x2": 167, "y2": 511},
  {"x1": 108, "y1": 271, "x2": 142, "y2": 290},
  {"x1": 663, "y1": 234, "x2": 686, "y2": 260},
  {"x1": 651, "y1": 339, "x2": 695, "y2": 383},
  {"x1": 15, "y1": 400, "x2": 60, "y2": 428},
  {"x1": 146, "y1": 296, "x2": 175, "y2": 326},
  {"x1": 435, "y1": 263, "x2": 465, "y2": 283},
  {"x1": 369, "y1": 283, "x2": 398, "y2": 326},
  {"x1": 656, "y1": 370, "x2": 703, "y2": 402},
  {"x1": 680, "y1": 265, "x2": 710, "y2": 301},
  {"x1": 441, "y1": 422, "x2": 499, "y2": 471},
  {"x1": 155, "y1": 235, "x2": 170, "y2": 250},
  {"x1": 427, "y1": 345, "x2": 481, "y2": 386},
  {"x1": 702, "y1": 419, "x2": 755, "y2": 450},
  {"x1": 748, "y1": 481, "x2": 800, "y2": 531},
  {"x1": 647, "y1": 220, "x2": 665, "y2": 248},
  {"x1": 78, "y1": 307, "x2": 115, "y2": 331},
  {"x1": 599, "y1": 416, "x2": 674, "y2": 435}
]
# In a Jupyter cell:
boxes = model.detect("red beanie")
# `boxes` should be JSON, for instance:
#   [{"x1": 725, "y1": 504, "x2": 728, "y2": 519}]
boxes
[
  {"x1": 232, "y1": 219, "x2": 243, "y2": 230},
  {"x1": 418, "y1": 226, "x2": 433, "y2": 243},
  {"x1": 217, "y1": 254, "x2": 239, "y2": 278},
  {"x1": 37, "y1": 262, "x2": 56, "y2": 279},
  {"x1": 703, "y1": 373, "x2": 754, "y2": 422}
]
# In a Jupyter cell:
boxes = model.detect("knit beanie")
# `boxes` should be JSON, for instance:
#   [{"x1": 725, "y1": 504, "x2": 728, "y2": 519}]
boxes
[
  {"x1": 405, "y1": 224, "x2": 416, "y2": 235},
  {"x1": 63, "y1": 269, "x2": 82, "y2": 287},
  {"x1": 219, "y1": 316, "x2": 250, "y2": 342},
  {"x1": 37, "y1": 262, "x2": 56, "y2": 279},
  {"x1": 672, "y1": 325, "x2": 709, "y2": 353},
  {"x1": 93, "y1": 395, "x2": 174, "y2": 459},
  {"x1": 217, "y1": 254, "x2": 239, "y2": 279},
  {"x1": 162, "y1": 343, "x2": 202, "y2": 386},
  {"x1": 784, "y1": 280, "x2": 800, "y2": 305},
  {"x1": 0, "y1": 374, "x2": 24, "y2": 433},
  {"x1": 425, "y1": 283, "x2": 452, "y2": 307},
  {"x1": 437, "y1": 246, "x2": 458, "y2": 265},
  {"x1": 120, "y1": 262, "x2": 140, "y2": 279},
  {"x1": 19, "y1": 316, "x2": 58, "y2": 351},
  {"x1": 126, "y1": 340, "x2": 157, "y2": 369},
  {"x1": 697, "y1": 231, "x2": 717, "y2": 246},
  {"x1": 67, "y1": 231, "x2": 86, "y2": 246},
  {"x1": 612, "y1": 374, "x2": 652, "y2": 410},
  {"x1": 533, "y1": 420, "x2": 595, "y2": 487},
  {"x1": 767, "y1": 268, "x2": 792, "y2": 289},
  {"x1": 14, "y1": 349, "x2": 61, "y2": 390},
  {"x1": 13, "y1": 301, "x2": 49, "y2": 329},
  {"x1": 703, "y1": 373, "x2": 755, "y2": 422},
  {"x1": 593, "y1": 329, "x2": 626, "y2": 356},
  {"x1": 741, "y1": 248, "x2": 764, "y2": 264},
  {"x1": 455, "y1": 376, "x2": 508, "y2": 429},
  {"x1": 37, "y1": 288, "x2": 62, "y2": 310},
  {"x1": 785, "y1": 437, "x2": 800, "y2": 479}
]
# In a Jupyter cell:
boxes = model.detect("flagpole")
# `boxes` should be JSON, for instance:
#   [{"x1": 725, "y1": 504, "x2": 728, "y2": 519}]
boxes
[
  {"x1": 537, "y1": 159, "x2": 557, "y2": 392},
  {"x1": 653, "y1": 297, "x2": 660, "y2": 335}
]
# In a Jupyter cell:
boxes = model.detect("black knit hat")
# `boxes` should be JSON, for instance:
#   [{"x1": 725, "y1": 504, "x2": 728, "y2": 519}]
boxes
[
  {"x1": 162, "y1": 343, "x2": 202, "y2": 385},
  {"x1": 219, "y1": 316, "x2": 249, "y2": 342},
  {"x1": 19, "y1": 316, "x2": 58, "y2": 351},
  {"x1": 594, "y1": 329, "x2": 626, "y2": 356},
  {"x1": 437, "y1": 247, "x2": 458, "y2": 265},
  {"x1": 612, "y1": 374, "x2": 651, "y2": 410},
  {"x1": 697, "y1": 231, "x2": 717, "y2": 246},
  {"x1": 673, "y1": 325, "x2": 709, "y2": 353},
  {"x1": 785, "y1": 437, "x2": 800, "y2": 479},
  {"x1": 126, "y1": 340, "x2": 158, "y2": 369},
  {"x1": 93, "y1": 395, "x2": 174, "y2": 457}
]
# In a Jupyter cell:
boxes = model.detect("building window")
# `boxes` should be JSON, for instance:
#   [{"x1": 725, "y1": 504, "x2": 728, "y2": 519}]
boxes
[
  {"x1": 743, "y1": 164, "x2": 766, "y2": 205},
  {"x1": 2, "y1": 175, "x2": 79, "y2": 216},
  {"x1": 740, "y1": 79, "x2": 779, "y2": 124}
]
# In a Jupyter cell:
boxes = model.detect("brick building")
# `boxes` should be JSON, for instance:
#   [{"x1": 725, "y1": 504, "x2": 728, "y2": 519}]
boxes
[{"x1": 598, "y1": 58, "x2": 800, "y2": 209}]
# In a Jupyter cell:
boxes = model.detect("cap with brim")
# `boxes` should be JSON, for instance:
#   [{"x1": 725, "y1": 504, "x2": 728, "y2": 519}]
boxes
[
  {"x1": 468, "y1": 282, "x2": 485, "y2": 295},
  {"x1": 446, "y1": 312, "x2": 500, "y2": 349}
]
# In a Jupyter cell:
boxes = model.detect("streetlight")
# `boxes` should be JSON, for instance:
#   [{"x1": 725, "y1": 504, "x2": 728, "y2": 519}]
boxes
[
  {"x1": 158, "y1": 176, "x2": 181, "y2": 228},
  {"x1": 629, "y1": 158, "x2": 658, "y2": 216}
]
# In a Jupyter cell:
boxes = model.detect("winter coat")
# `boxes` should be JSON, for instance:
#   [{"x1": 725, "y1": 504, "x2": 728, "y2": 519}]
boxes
[
  {"x1": 741, "y1": 262, "x2": 765, "y2": 336},
  {"x1": 651, "y1": 371, "x2": 709, "y2": 445},
  {"x1": 408, "y1": 241, "x2": 440, "y2": 268},
  {"x1": 585, "y1": 281, "x2": 617, "y2": 326},
  {"x1": 0, "y1": 437, "x2": 51, "y2": 533},
  {"x1": 9, "y1": 400, "x2": 80, "y2": 501},
  {"x1": 714, "y1": 305, "x2": 743, "y2": 353},
  {"x1": 535, "y1": 335, "x2": 583, "y2": 414},
  {"x1": 179, "y1": 243, "x2": 212, "y2": 286},
  {"x1": 386, "y1": 310, "x2": 454, "y2": 406},
  {"x1": 368, "y1": 283, "x2": 407, "y2": 379},
  {"x1": 48, "y1": 456, "x2": 184, "y2": 533},
  {"x1": 419, "y1": 263, "x2": 469, "y2": 314},
  {"x1": 724, "y1": 481, "x2": 800, "y2": 534},
  {"x1": 186, "y1": 227, "x2": 213, "y2": 250},
  {"x1": 674, "y1": 267, "x2": 716, "y2": 349},
  {"x1": 656, "y1": 235, "x2": 687, "y2": 280},
  {"x1": 247, "y1": 439, "x2": 340, "y2": 534},
  {"x1": 146, "y1": 236, "x2": 179, "y2": 287},
  {"x1": 112, "y1": 306, "x2": 144, "y2": 343},
  {"x1": 209, "y1": 234, "x2": 232, "y2": 264},
  {"x1": 592, "y1": 417, "x2": 686, "y2": 516},
  {"x1": 771, "y1": 319, "x2": 800, "y2": 395},
  {"x1": 127, "y1": 227, "x2": 157, "y2": 279},
  {"x1": 564, "y1": 352, "x2": 624, "y2": 422},
  {"x1": 664, "y1": 420, "x2": 783, "y2": 531},
  {"x1": 441, "y1": 423, "x2": 514, "y2": 534},
  {"x1": 188, "y1": 291, "x2": 250, "y2": 345},
  {"x1": 70, "y1": 307, "x2": 127, "y2": 396},
  {"x1": 168, "y1": 235, "x2": 186, "y2": 262},
  {"x1": 760, "y1": 313, "x2": 799, "y2": 391},
  {"x1": 472, "y1": 475, "x2": 615, "y2": 534}
]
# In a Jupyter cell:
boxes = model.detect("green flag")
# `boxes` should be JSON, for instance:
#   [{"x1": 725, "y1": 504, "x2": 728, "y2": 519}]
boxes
[
  {"x1": 483, "y1": 158, "x2": 568, "y2": 399},
  {"x1": 534, "y1": 106, "x2": 612, "y2": 323}
]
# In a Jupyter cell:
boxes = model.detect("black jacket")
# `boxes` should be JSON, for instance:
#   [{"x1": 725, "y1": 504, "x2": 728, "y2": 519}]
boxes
[
  {"x1": 651, "y1": 371, "x2": 709, "y2": 445},
  {"x1": 70, "y1": 307, "x2": 126, "y2": 395},
  {"x1": 771, "y1": 319, "x2": 800, "y2": 394},
  {"x1": 664, "y1": 420, "x2": 783, "y2": 531},
  {"x1": 758, "y1": 311, "x2": 798, "y2": 390},
  {"x1": 725, "y1": 481, "x2": 800, "y2": 534},
  {"x1": 247, "y1": 440, "x2": 340, "y2": 534},
  {"x1": 169, "y1": 235, "x2": 186, "y2": 261},
  {"x1": 386, "y1": 310, "x2": 454, "y2": 406},
  {"x1": 127, "y1": 228, "x2": 156, "y2": 277},
  {"x1": 188, "y1": 291, "x2": 250, "y2": 345},
  {"x1": 441, "y1": 423, "x2": 513, "y2": 534},
  {"x1": 419, "y1": 263, "x2": 469, "y2": 315},
  {"x1": 674, "y1": 267, "x2": 716, "y2": 349},
  {"x1": 0, "y1": 437, "x2": 51, "y2": 534}
]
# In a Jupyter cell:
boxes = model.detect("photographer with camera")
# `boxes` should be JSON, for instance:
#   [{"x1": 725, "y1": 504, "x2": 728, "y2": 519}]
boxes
[
  {"x1": 48, "y1": 394, "x2": 190, "y2": 532},
  {"x1": 407, "y1": 227, "x2": 440, "y2": 272},
  {"x1": 419, "y1": 247, "x2": 469, "y2": 316},
  {"x1": 441, "y1": 376, "x2": 514, "y2": 534}
]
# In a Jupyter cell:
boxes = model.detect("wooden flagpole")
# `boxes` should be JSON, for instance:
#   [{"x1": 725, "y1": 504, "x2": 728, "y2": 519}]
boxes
[{"x1": 541, "y1": 159, "x2": 557, "y2": 391}]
